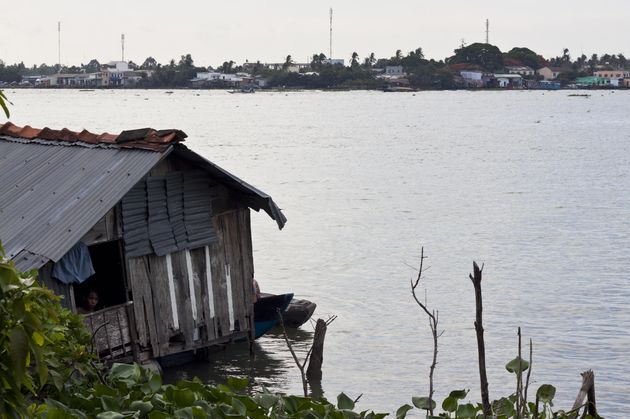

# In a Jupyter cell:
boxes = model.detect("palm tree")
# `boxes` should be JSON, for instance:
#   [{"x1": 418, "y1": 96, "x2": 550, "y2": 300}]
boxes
[
  {"x1": 283, "y1": 55, "x2": 293, "y2": 70},
  {"x1": 141, "y1": 57, "x2": 158, "y2": 69},
  {"x1": 350, "y1": 52, "x2": 359, "y2": 68}
]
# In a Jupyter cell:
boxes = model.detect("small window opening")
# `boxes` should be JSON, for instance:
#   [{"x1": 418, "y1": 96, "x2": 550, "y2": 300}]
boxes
[{"x1": 73, "y1": 240, "x2": 126, "y2": 313}]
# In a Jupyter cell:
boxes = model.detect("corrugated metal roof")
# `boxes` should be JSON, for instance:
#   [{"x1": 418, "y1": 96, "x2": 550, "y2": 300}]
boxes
[
  {"x1": 0, "y1": 139, "x2": 168, "y2": 270},
  {"x1": 0, "y1": 123, "x2": 287, "y2": 271}
]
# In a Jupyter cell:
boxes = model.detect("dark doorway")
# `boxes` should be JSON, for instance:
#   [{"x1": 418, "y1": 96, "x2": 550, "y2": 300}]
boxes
[{"x1": 74, "y1": 240, "x2": 127, "y2": 312}]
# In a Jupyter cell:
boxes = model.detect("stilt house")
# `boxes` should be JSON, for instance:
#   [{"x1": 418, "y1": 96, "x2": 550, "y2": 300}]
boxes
[{"x1": 0, "y1": 122, "x2": 286, "y2": 362}]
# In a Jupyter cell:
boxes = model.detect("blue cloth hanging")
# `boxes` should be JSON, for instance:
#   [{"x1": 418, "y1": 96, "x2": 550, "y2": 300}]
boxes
[{"x1": 52, "y1": 242, "x2": 95, "y2": 284}]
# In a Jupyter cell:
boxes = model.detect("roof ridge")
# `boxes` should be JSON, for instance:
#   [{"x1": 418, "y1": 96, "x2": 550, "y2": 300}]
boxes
[{"x1": 0, "y1": 122, "x2": 186, "y2": 152}]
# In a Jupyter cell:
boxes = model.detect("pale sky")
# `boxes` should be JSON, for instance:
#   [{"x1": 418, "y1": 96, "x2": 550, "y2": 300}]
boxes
[{"x1": 2, "y1": 0, "x2": 629, "y2": 68}]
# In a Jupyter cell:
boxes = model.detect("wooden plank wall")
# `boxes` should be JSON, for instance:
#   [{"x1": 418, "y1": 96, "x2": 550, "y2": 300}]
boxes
[
  {"x1": 126, "y1": 207, "x2": 255, "y2": 358},
  {"x1": 80, "y1": 206, "x2": 122, "y2": 245}
]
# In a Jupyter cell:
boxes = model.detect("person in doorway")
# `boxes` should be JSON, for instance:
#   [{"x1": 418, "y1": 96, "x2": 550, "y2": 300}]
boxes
[{"x1": 78, "y1": 289, "x2": 99, "y2": 314}]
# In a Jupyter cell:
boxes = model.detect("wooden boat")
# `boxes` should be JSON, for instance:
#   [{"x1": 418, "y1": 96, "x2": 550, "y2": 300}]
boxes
[
  {"x1": 260, "y1": 293, "x2": 317, "y2": 328},
  {"x1": 254, "y1": 293, "x2": 293, "y2": 338}
]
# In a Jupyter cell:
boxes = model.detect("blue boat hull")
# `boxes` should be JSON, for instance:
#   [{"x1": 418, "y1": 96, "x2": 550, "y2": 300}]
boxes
[{"x1": 254, "y1": 293, "x2": 293, "y2": 339}]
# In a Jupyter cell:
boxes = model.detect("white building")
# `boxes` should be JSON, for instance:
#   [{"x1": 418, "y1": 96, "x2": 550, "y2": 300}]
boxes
[
  {"x1": 505, "y1": 66, "x2": 535, "y2": 77},
  {"x1": 385, "y1": 66, "x2": 404, "y2": 76},
  {"x1": 494, "y1": 74, "x2": 523, "y2": 88},
  {"x1": 460, "y1": 71, "x2": 483, "y2": 81}
]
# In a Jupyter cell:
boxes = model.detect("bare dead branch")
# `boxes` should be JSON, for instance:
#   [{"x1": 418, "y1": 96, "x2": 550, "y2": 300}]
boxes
[
  {"x1": 277, "y1": 308, "x2": 308, "y2": 397},
  {"x1": 409, "y1": 247, "x2": 440, "y2": 416},
  {"x1": 524, "y1": 338, "x2": 533, "y2": 416},
  {"x1": 469, "y1": 261, "x2": 491, "y2": 417}
]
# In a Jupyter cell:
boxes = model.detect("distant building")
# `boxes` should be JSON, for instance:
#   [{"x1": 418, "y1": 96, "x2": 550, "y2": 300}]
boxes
[
  {"x1": 460, "y1": 71, "x2": 483, "y2": 81},
  {"x1": 190, "y1": 72, "x2": 256, "y2": 88},
  {"x1": 460, "y1": 71, "x2": 491, "y2": 88},
  {"x1": 385, "y1": 66, "x2": 404, "y2": 76},
  {"x1": 493, "y1": 74, "x2": 523, "y2": 88},
  {"x1": 537, "y1": 66, "x2": 563, "y2": 80},
  {"x1": 593, "y1": 70, "x2": 627, "y2": 87},
  {"x1": 103, "y1": 61, "x2": 130, "y2": 72},
  {"x1": 575, "y1": 76, "x2": 610, "y2": 87},
  {"x1": 322, "y1": 58, "x2": 345, "y2": 66},
  {"x1": 505, "y1": 65, "x2": 535, "y2": 77},
  {"x1": 264, "y1": 63, "x2": 310, "y2": 72}
]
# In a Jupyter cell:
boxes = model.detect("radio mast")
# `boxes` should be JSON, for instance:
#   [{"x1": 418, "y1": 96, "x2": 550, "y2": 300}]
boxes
[
  {"x1": 485, "y1": 19, "x2": 489, "y2": 44},
  {"x1": 121, "y1": 34, "x2": 125, "y2": 61},
  {"x1": 57, "y1": 21, "x2": 61, "y2": 72},
  {"x1": 329, "y1": 8, "x2": 333, "y2": 59}
]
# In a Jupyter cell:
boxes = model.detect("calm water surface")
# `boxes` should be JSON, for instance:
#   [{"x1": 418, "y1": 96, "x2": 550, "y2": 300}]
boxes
[{"x1": 7, "y1": 89, "x2": 630, "y2": 416}]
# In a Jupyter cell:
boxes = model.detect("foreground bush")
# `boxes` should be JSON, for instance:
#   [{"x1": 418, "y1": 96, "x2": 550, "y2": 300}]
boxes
[
  {"x1": 43, "y1": 363, "x2": 387, "y2": 419},
  {"x1": 0, "y1": 244, "x2": 94, "y2": 417}
]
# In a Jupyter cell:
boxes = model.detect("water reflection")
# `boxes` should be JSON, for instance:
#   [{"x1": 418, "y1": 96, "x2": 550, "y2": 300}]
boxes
[{"x1": 162, "y1": 326, "x2": 321, "y2": 397}]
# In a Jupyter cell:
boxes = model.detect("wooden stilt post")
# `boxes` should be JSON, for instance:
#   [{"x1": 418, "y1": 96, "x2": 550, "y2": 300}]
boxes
[
  {"x1": 572, "y1": 370, "x2": 597, "y2": 418},
  {"x1": 306, "y1": 318, "x2": 327, "y2": 382}
]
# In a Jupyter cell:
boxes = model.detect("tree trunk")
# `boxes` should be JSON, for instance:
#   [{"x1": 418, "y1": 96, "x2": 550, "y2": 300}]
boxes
[{"x1": 306, "y1": 319, "x2": 327, "y2": 382}]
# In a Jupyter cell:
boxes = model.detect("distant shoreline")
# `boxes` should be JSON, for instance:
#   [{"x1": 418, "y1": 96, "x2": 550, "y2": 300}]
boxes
[{"x1": 3, "y1": 86, "x2": 627, "y2": 93}]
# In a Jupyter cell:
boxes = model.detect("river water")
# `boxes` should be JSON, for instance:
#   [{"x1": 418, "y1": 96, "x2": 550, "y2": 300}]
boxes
[{"x1": 6, "y1": 89, "x2": 630, "y2": 416}]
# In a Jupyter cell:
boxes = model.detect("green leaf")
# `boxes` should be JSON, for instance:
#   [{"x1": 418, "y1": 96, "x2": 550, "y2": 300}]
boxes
[
  {"x1": 536, "y1": 384, "x2": 556, "y2": 404},
  {"x1": 47, "y1": 408, "x2": 70, "y2": 419},
  {"x1": 337, "y1": 393, "x2": 355, "y2": 410},
  {"x1": 395, "y1": 404, "x2": 413, "y2": 419},
  {"x1": 448, "y1": 389, "x2": 468, "y2": 400},
  {"x1": 505, "y1": 356, "x2": 529, "y2": 374},
  {"x1": 411, "y1": 396, "x2": 435, "y2": 411},
  {"x1": 10, "y1": 326, "x2": 29, "y2": 386},
  {"x1": 172, "y1": 388, "x2": 195, "y2": 407},
  {"x1": 442, "y1": 396, "x2": 458, "y2": 412},
  {"x1": 130, "y1": 400, "x2": 154, "y2": 415},
  {"x1": 148, "y1": 373, "x2": 162, "y2": 392},
  {"x1": 148, "y1": 412, "x2": 171, "y2": 419},
  {"x1": 455, "y1": 403, "x2": 477, "y2": 418},
  {"x1": 108, "y1": 363, "x2": 140, "y2": 380},
  {"x1": 38, "y1": 364, "x2": 49, "y2": 387},
  {"x1": 32, "y1": 331, "x2": 45, "y2": 346},
  {"x1": 227, "y1": 376, "x2": 249, "y2": 391},
  {"x1": 231, "y1": 397, "x2": 247, "y2": 416},
  {"x1": 255, "y1": 393, "x2": 279, "y2": 410},
  {"x1": 96, "y1": 412, "x2": 125, "y2": 419},
  {"x1": 94, "y1": 383, "x2": 118, "y2": 397},
  {"x1": 492, "y1": 397, "x2": 516, "y2": 417},
  {"x1": 0, "y1": 94, "x2": 9, "y2": 118},
  {"x1": 100, "y1": 396, "x2": 121, "y2": 412}
]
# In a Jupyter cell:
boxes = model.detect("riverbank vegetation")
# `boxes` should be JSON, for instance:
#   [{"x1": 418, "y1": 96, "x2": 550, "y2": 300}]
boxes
[
  {"x1": 1, "y1": 43, "x2": 628, "y2": 90},
  {"x1": 0, "y1": 240, "x2": 603, "y2": 418}
]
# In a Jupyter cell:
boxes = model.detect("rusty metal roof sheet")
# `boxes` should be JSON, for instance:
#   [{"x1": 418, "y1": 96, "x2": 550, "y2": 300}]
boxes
[{"x1": 0, "y1": 122, "x2": 186, "y2": 152}]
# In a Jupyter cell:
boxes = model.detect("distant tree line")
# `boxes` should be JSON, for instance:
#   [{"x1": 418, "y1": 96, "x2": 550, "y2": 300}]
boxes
[{"x1": 1, "y1": 43, "x2": 628, "y2": 89}]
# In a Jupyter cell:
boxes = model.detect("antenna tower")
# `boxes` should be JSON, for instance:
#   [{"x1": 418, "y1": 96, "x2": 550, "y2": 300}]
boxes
[
  {"x1": 329, "y1": 7, "x2": 333, "y2": 59},
  {"x1": 485, "y1": 19, "x2": 489, "y2": 44},
  {"x1": 57, "y1": 21, "x2": 61, "y2": 72},
  {"x1": 121, "y1": 34, "x2": 125, "y2": 61}
]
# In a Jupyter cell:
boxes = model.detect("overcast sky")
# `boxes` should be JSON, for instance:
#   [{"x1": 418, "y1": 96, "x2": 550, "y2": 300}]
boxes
[{"x1": 3, "y1": 0, "x2": 629, "y2": 67}]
